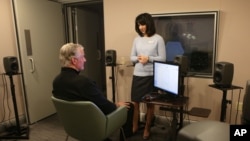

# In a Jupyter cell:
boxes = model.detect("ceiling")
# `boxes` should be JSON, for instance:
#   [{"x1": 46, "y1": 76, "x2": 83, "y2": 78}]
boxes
[{"x1": 49, "y1": 0, "x2": 102, "y2": 4}]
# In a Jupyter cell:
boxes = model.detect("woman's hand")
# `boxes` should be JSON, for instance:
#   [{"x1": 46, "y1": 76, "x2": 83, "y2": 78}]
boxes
[{"x1": 137, "y1": 55, "x2": 149, "y2": 64}]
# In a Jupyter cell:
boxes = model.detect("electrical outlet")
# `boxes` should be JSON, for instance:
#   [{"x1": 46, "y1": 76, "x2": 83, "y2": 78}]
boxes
[{"x1": 236, "y1": 102, "x2": 243, "y2": 111}]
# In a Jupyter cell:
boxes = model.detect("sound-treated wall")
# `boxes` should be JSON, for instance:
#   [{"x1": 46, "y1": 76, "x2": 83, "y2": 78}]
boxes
[{"x1": 153, "y1": 11, "x2": 218, "y2": 78}]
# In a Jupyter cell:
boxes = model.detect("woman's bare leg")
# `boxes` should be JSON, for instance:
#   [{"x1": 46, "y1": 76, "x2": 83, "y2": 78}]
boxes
[
  {"x1": 132, "y1": 102, "x2": 139, "y2": 133},
  {"x1": 143, "y1": 103, "x2": 154, "y2": 138}
]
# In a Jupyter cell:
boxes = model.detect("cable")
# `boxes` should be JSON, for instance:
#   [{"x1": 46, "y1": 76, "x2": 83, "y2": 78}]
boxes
[
  {"x1": 183, "y1": 76, "x2": 190, "y2": 125},
  {"x1": 0, "y1": 74, "x2": 6, "y2": 123},
  {"x1": 185, "y1": 76, "x2": 189, "y2": 97},
  {"x1": 5, "y1": 74, "x2": 13, "y2": 127},
  {"x1": 115, "y1": 65, "x2": 119, "y2": 102},
  {"x1": 229, "y1": 90, "x2": 233, "y2": 123},
  {"x1": 164, "y1": 109, "x2": 173, "y2": 126},
  {"x1": 0, "y1": 73, "x2": 13, "y2": 129},
  {"x1": 235, "y1": 89, "x2": 242, "y2": 124}
]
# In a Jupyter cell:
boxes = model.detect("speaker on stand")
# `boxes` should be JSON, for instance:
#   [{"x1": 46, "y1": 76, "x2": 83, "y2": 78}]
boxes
[
  {"x1": 105, "y1": 50, "x2": 117, "y2": 102},
  {"x1": 3, "y1": 56, "x2": 19, "y2": 75},
  {"x1": 174, "y1": 55, "x2": 188, "y2": 77},
  {"x1": 213, "y1": 62, "x2": 234, "y2": 88},
  {"x1": 105, "y1": 50, "x2": 116, "y2": 66},
  {"x1": 174, "y1": 55, "x2": 188, "y2": 96},
  {"x1": 0, "y1": 56, "x2": 29, "y2": 139}
]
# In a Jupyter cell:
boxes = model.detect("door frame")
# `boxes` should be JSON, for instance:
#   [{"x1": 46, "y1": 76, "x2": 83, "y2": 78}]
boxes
[{"x1": 63, "y1": 2, "x2": 107, "y2": 95}]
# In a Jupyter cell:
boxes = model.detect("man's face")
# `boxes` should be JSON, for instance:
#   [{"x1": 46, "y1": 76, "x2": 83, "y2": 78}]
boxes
[{"x1": 74, "y1": 47, "x2": 86, "y2": 71}]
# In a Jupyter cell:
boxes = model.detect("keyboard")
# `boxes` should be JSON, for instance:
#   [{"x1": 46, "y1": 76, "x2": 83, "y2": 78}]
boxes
[
  {"x1": 142, "y1": 93, "x2": 188, "y2": 102},
  {"x1": 155, "y1": 94, "x2": 188, "y2": 102},
  {"x1": 142, "y1": 93, "x2": 160, "y2": 101}
]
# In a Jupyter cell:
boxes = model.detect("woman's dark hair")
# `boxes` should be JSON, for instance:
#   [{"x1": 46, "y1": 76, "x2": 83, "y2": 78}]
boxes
[{"x1": 135, "y1": 13, "x2": 156, "y2": 37}]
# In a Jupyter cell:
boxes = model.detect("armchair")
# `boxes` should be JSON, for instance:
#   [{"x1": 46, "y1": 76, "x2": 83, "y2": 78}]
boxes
[
  {"x1": 51, "y1": 96, "x2": 127, "y2": 141},
  {"x1": 176, "y1": 120, "x2": 229, "y2": 141}
]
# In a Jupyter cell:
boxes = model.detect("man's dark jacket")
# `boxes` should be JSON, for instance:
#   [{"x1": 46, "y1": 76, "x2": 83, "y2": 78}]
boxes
[{"x1": 52, "y1": 67, "x2": 116, "y2": 115}]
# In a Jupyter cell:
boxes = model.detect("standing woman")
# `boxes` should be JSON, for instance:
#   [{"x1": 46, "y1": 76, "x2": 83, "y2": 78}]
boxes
[{"x1": 130, "y1": 13, "x2": 166, "y2": 139}]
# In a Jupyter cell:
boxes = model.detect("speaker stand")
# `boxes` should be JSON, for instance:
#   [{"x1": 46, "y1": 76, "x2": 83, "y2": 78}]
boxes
[
  {"x1": 107, "y1": 65, "x2": 116, "y2": 103},
  {"x1": 179, "y1": 73, "x2": 186, "y2": 96},
  {"x1": 209, "y1": 84, "x2": 243, "y2": 122},
  {"x1": 178, "y1": 73, "x2": 186, "y2": 129},
  {"x1": 111, "y1": 65, "x2": 116, "y2": 102},
  {"x1": 0, "y1": 74, "x2": 29, "y2": 139}
]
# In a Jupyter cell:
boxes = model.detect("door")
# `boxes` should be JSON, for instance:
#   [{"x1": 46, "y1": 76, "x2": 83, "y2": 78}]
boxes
[
  {"x1": 65, "y1": 3, "x2": 106, "y2": 93},
  {"x1": 76, "y1": 6, "x2": 106, "y2": 92},
  {"x1": 12, "y1": 0, "x2": 65, "y2": 123}
]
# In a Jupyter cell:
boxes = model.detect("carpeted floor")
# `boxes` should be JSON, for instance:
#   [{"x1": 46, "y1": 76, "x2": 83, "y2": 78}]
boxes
[
  {"x1": 110, "y1": 119, "x2": 174, "y2": 141},
  {"x1": 0, "y1": 113, "x2": 181, "y2": 141}
]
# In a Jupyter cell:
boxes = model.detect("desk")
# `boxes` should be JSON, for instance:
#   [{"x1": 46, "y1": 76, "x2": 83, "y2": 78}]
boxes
[
  {"x1": 209, "y1": 84, "x2": 243, "y2": 122},
  {"x1": 143, "y1": 97, "x2": 188, "y2": 141}
]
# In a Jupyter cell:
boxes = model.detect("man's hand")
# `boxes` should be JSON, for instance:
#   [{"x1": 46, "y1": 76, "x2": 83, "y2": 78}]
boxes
[{"x1": 116, "y1": 102, "x2": 131, "y2": 109}]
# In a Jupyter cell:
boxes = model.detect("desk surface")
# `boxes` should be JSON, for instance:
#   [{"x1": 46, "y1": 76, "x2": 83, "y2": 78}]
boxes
[
  {"x1": 142, "y1": 96, "x2": 188, "y2": 107},
  {"x1": 209, "y1": 84, "x2": 243, "y2": 91}
]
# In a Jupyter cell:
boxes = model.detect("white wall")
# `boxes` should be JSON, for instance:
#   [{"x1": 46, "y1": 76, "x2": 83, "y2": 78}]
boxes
[{"x1": 0, "y1": 0, "x2": 25, "y2": 122}]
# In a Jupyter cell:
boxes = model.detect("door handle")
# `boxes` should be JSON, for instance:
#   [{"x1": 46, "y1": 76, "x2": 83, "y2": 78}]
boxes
[
  {"x1": 97, "y1": 50, "x2": 101, "y2": 60},
  {"x1": 29, "y1": 58, "x2": 35, "y2": 73}
]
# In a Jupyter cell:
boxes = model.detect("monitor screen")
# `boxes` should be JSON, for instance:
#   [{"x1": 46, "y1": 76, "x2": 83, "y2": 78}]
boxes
[{"x1": 153, "y1": 61, "x2": 180, "y2": 97}]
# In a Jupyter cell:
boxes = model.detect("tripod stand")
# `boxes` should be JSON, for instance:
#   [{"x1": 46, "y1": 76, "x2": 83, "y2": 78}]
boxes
[
  {"x1": 108, "y1": 65, "x2": 116, "y2": 103},
  {"x1": 0, "y1": 73, "x2": 29, "y2": 139}
]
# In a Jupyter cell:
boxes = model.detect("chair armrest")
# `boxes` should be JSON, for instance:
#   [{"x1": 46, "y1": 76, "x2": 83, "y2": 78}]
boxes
[{"x1": 105, "y1": 106, "x2": 127, "y2": 136}]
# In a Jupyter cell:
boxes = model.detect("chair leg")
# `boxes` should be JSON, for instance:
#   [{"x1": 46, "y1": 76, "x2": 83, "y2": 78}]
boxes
[
  {"x1": 120, "y1": 128, "x2": 126, "y2": 141},
  {"x1": 65, "y1": 134, "x2": 69, "y2": 141}
]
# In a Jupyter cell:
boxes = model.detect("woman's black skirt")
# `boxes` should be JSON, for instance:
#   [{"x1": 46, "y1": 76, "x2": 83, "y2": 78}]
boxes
[{"x1": 131, "y1": 75, "x2": 156, "y2": 102}]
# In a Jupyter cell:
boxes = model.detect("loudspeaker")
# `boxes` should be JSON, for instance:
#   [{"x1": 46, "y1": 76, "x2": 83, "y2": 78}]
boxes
[
  {"x1": 174, "y1": 55, "x2": 188, "y2": 75},
  {"x1": 105, "y1": 50, "x2": 116, "y2": 66},
  {"x1": 213, "y1": 62, "x2": 234, "y2": 87},
  {"x1": 3, "y1": 56, "x2": 19, "y2": 75}
]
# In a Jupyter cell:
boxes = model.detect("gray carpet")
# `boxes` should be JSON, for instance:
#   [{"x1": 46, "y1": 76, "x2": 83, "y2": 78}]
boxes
[
  {"x1": 110, "y1": 120, "x2": 173, "y2": 141},
  {"x1": 0, "y1": 114, "x2": 178, "y2": 141}
]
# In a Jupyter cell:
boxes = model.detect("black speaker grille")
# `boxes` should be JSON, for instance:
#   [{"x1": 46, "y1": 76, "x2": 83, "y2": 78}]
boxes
[
  {"x1": 105, "y1": 50, "x2": 116, "y2": 66},
  {"x1": 213, "y1": 71, "x2": 222, "y2": 82},
  {"x1": 213, "y1": 62, "x2": 234, "y2": 87},
  {"x1": 3, "y1": 56, "x2": 19, "y2": 75}
]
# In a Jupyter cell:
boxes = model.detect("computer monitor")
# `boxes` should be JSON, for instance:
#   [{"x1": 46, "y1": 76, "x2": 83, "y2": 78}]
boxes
[{"x1": 153, "y1": 61, "x2": 180, "y2": 97}]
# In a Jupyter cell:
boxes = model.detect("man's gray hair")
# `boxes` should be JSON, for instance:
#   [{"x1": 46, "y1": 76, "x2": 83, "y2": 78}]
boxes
[{"x1": 59, "y1": 43, "x2": 84, "y2": 66}]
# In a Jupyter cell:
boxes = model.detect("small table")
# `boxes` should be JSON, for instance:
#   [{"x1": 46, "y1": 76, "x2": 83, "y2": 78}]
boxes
[
  {"x1": 209, "y1": 84, "x2": 243, "y2": 122},
  {"x1": 143, "y1": 97, "x2": 188, "y2": 141}
]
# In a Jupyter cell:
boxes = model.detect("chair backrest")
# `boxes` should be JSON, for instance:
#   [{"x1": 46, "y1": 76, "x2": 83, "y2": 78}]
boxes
[{"x1": 51, "y1": 96, "x2": 107, "y2": 141}]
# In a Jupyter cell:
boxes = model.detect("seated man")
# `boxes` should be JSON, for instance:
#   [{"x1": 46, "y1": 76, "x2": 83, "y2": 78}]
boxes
[{"x1": 52, "y1": 43, "x2": 133, "y2": 138}]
